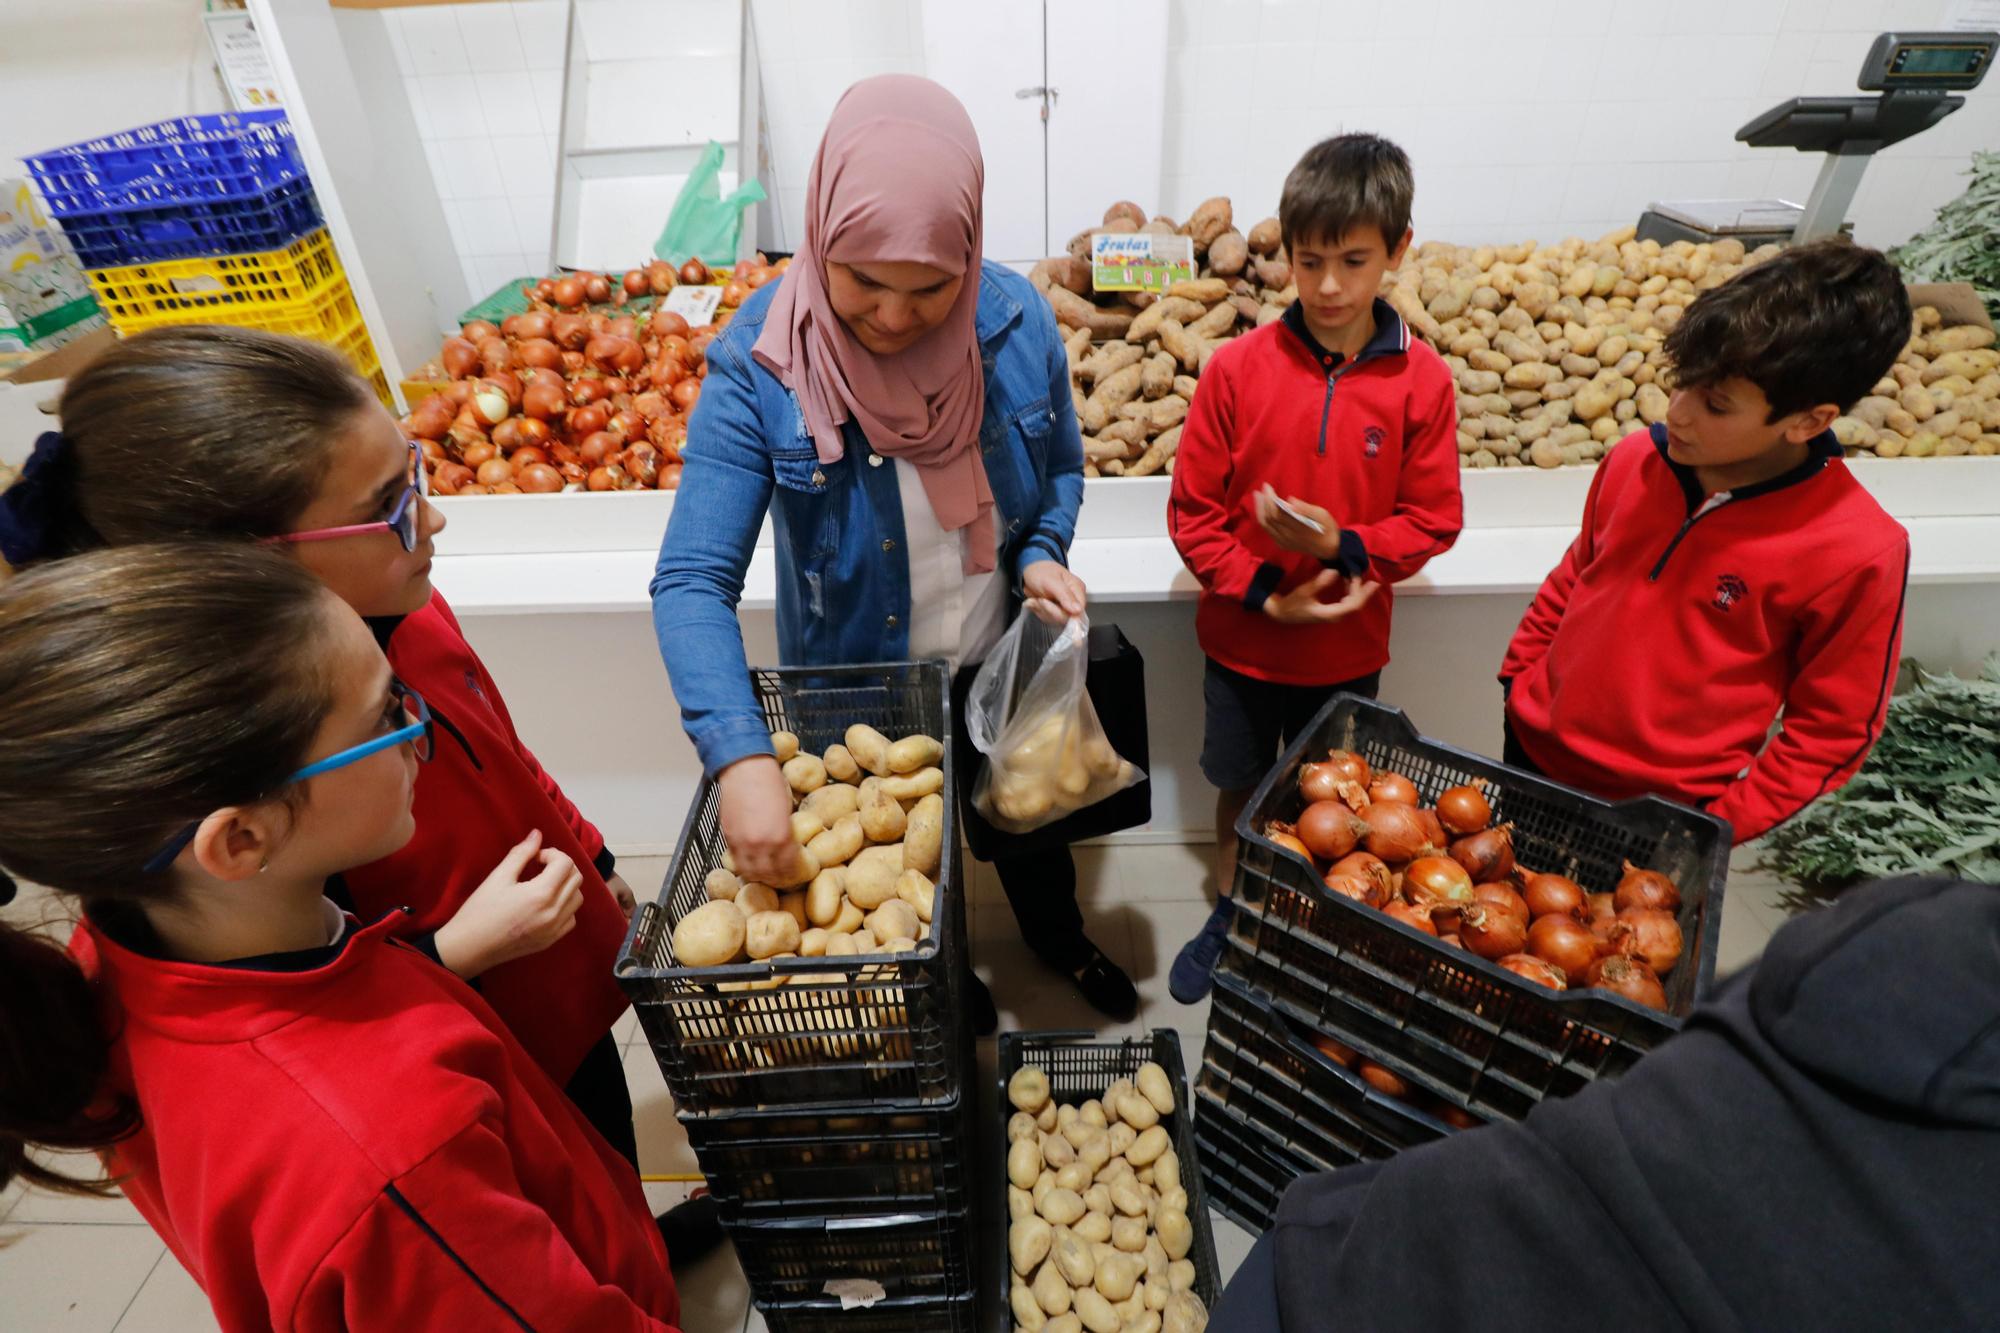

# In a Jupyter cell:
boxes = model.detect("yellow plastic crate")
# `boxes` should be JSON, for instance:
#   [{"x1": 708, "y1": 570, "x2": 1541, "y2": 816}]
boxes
[{"x1": 85, "y1": 228, "x2": 342, "y2": 324}]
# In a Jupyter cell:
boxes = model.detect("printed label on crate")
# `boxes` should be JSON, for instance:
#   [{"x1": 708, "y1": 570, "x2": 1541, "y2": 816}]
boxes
[
  {"x1": 1091, "y1": 232, "x2": 1194, "y2": 292},
  {"x1": 169, "y1": 275, "x2": 227, "y2": 295},
  {"x1": 822, "y1": 1279, "x2": 886, "y2": 1310},
  {"x1": 661, "y1": 282, "x2": 722, "y2": 325}
]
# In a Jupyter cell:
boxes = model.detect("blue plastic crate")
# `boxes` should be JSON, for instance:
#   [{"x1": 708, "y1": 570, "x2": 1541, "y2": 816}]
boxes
[
  {"x1": 26, "y1": 111, "x2": 306, "y2": 218},
  {"x1": 57, "y1": 180, "x2": 324, "y2": 270}
]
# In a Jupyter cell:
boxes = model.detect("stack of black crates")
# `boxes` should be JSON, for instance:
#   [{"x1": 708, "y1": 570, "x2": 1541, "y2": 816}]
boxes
[
  {"x1": 617, "y1": 663, "x2": 977, "y2": 1331},
  {"x1": 1195, "y1": 694, "x2": 1730, "y2": 1235}
]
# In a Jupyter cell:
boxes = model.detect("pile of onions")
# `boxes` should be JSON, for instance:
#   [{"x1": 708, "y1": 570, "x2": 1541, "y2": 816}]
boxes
[{"x1": 408, "y1": 253, "x2": 792, "y2": 496}]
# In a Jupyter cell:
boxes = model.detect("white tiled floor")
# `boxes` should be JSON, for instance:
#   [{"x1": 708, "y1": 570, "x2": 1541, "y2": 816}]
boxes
[{"x1": 0, "y1": 845, "x2": 1789, "y2": 1332}]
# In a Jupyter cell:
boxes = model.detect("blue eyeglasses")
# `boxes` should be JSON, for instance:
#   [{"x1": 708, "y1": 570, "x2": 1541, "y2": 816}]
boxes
[{"x1": 140, "y1": 681, "x2": 434, "y2": 875}]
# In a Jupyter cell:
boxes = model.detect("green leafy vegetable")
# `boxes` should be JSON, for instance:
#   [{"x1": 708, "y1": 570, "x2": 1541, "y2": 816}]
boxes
[
  {"x1": 1760, "y1": 656, "x2": 2000, "y2": 903},
  {"x1": 1891, "y1": 152, "x2": 2000, "y2": 324}
]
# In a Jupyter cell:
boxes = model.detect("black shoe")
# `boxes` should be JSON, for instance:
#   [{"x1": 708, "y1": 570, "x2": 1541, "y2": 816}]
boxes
[
  {"x1": 1067, "y1": 945, "x2": 1139, "y2": 1023},
  {"x1": 656, "y1": 1193, "x2": 723, "y2": 1271},
  {"x1": 967, "y1": 969, "x2": 999, "y2": 1036}
]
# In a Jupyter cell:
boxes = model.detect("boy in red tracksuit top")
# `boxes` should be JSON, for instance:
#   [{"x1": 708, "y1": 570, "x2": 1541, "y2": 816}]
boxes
[
  {"x1": 1168, "y1": 134, "x2": 1463, "y2": 1001},
  {"x1": 1501, "y1": 239, "x2": 1912, "y2": 843}
]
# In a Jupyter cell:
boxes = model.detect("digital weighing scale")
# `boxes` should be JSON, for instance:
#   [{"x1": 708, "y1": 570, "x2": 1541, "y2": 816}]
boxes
[{"x1": 1638, "y1": 30, "x2": 1998, "y2": 248}]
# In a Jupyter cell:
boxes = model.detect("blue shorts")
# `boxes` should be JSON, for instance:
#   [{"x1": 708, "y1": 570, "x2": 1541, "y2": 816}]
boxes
[{"x1": 1199, "y1": 657, "x2": 1382, "y2": 792}]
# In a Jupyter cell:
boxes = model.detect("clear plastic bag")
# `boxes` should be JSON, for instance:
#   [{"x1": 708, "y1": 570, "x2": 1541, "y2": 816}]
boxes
[{"x1": 968, "y1": 611, "x2": 1144, "y2": 834}]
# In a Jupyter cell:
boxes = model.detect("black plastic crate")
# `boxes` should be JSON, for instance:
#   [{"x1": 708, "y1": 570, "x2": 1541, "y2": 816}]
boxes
[
  {"x1": 1224, "y1": 693, "x2": 1727, "y2": 1121},
  {"x1": 680, "y1": 1094, "x2": 972, "y2": 1220},
  {"x1": 759, "y1": 1291, "x2": 976, "y2": 1333},
  {"x1": 728, "y1": 1206, "x2": 974, "y2": 1308},
  {"x1": 1190, "y1": 1095, "x2": 1331, "y2": 1238},
  {"x1": 994, "y1": 1030, "x2": 1223, "y2": 1319},
  {"x1": 1200, "y1": 970, "x2": 1460, "y2": 1166},
  {"x1": 618, "y1": 661, "x2": 967, "y2": 1112}
]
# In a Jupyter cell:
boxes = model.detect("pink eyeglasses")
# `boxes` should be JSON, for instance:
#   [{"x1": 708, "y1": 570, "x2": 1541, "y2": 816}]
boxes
[{"x1": 269, "y1": 440, "x2": 428, "y2": 552}]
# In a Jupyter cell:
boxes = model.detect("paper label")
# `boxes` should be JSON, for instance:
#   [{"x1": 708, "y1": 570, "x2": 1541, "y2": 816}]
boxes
[
  {"x1": 821, "y1": 1279, "x2": 885, "y2": 1310},
  {"x1": 1091, "y1": 232, "x2": 1194, "y2": 293},
  {"x1": 170, "y1": 275, "x2": 227, "y2": 295},
  {"x1": 662, "y1": 283, "x2": 722, "y2": 326}
]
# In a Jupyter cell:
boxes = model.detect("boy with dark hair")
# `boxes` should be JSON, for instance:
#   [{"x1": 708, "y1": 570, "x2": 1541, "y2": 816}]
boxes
[
  {"x1": 1167, "y1": 133, "x2": 1463, "y2": 1001},
  {"x1": 1501, "y1": 239, "x2": 1912, "y2": 843}
]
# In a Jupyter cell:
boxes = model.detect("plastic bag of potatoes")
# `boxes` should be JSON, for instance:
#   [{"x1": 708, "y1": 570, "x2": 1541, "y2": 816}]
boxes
[{"x1": 969, "y1": 611, "x2": 1144, "y2": 834}]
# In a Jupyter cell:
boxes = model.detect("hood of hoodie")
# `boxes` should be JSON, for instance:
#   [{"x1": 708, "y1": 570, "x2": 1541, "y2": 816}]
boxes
[{"x1": 1749, "y1": 876, "x2": 2000, "y2": 1128}]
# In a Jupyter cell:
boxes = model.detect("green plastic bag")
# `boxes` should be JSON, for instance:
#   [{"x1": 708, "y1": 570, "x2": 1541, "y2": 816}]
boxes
[{"x1": 653, "y1": 141, "x2": 767, "y2": 267}]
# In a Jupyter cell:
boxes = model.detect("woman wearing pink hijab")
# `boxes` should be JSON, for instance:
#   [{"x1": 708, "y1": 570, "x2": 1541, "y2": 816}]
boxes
[{"x1": 651, "y1": 76, "x2": 1137, "y2": 1027}]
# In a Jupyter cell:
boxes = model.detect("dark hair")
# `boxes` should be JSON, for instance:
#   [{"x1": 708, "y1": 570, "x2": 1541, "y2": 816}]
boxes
[
  {"x1": 1663, "y1": 239, "x2": 1913, "y2": 418},
  {"x1": 0, "y1": 544, "x2": 338, "y2": 1197},
  {"x1": 1279, "y1": 133, "x2": 1415, "y2": 254},
  {"x1": 12, "y1": 326, "x2": 378, "y2": 563}
]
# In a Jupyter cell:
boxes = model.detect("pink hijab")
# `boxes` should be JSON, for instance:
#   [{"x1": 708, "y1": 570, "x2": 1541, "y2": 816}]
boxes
[{"x1": 753, "y1": 75, "x2": 995, "y2": 574}]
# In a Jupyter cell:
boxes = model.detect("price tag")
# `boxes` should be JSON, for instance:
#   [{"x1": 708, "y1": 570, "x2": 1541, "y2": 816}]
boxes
[
  {"x1": 1091, "y1": 232, "x2": 1194, "y2": 293},
  {"x1": 662, "y1": 283, "x2": 722, "y2": 326}
]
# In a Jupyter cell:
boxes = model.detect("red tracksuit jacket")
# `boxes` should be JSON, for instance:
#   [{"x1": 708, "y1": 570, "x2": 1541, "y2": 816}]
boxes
[
  {"x1": 74, "y1": 913, "x2": 679, "y2": 1333},
  {"x1": 1168, "y1": 300, "x2": 1463, "y2": 684},
  {"x1": 1502, "y1": 426, "x2": 1909, "y2": 843},
  {"x1": 343, "y1": 593, "x2": 629, "y2": 1083}
]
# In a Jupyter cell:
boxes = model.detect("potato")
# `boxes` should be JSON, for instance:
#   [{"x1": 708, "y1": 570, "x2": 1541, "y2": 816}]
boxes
[
  {"x1": 703, "y1": 867, "x2": 741, "y2": 901},
  {"x1": 736, "y1": 882, "x2": 780, "y2": 916},
  {"x1": 822, "y1": 930, "x2": 859, "y2": 957},
  {"x1": 788, "y1": 811, "x2": 825, "y2": 848},
  {"x1": 1073, "y1": 1287, "x2": 1120, "y2": 1333},
  {"x1": 1143, "y1": 1236, "x2": 1169, "y2": 1280},
  {"x1": 1046, "y1": 1317, "x2": 1083, "y2": 1333},
  {"x1": 1037, "y1": 1101, "x2": 1059, "y2": 1132},
  {"x1": 1111, "y1": 1214, "x2": 1148, "y2": 1252},
  {"x1": 1033, "y1": 1258, "x2": 1073, "y2": 1316},
  {"x1": 782, "y1": 754, "x2": 827, "y2": 795},
  {"x1": 896, "y1": 869, "x2": 936, "y2": 924},
  {"x1": 1167, "y1": 1260, "x2": 1195, "y2": 1293},
  {"x1": 745, "y1": 910, "x2": 801, "y2": 960},
  {"x1": 1145, "y1": 1279, "x2": 1171, "y2": 1312},
  {"x1": 880, "y1": 767, "x2": 943, "y2": 803},
  {"x1": 903, "y1": 794, "x2": 944, "y2": 875},
  {"x1": 1009, "y1": 1215, "x2": 1055, "y2": 1277},
  {"x1": 1055, "y1": 1161, "x2": 1091, "y2": 1194},
  {"x1": 1155, "y1": 1208, "x2": 1192, "y2": 1261},
  {"x1": 1012, "y1": 1282, "x2": 1049, "y2": 1332},
  {"x1": 1082, "y1": 1182, "x2": 1112, "y2": 1215},
  {"x1": 1051, "y1": 1226, "x2": 1096, "y2": 1287},
  {"x1": 822, "y1": 743, "x2": 861, "y2": 785},
  {"x1": 1152, "y1": 1148, "x2": 1180, "y2": 1195},
  {"x1": 778, "y1": 892, "x2": 809, "y2": 930},
  {"x1": 806, "y1": 814, "x2": 864, "y2": 868},
  {"x1": 1010, "y1": 1066, "x2": 1053, "y2": 1113},
  {"x1": 859, "y1": 786, "x2": 907, "y2": 842},
  {"x1": 672, "y1": 900, "x2": 746, "y2": 966},
  {"x1": 864, "y1": 898, "x2": 919, "y2": 946},
  {"x1": 886, "y1": 733, "x2": 942, "y2": 774},
  {"x1": 800, "y1": 782, "x2": 860, "y2": 824},
  {"x1": 1127, "y1": 1125, "x2": 1170, "y2": 1168},
  {"x1": 805, "y1": 868, "x2": 847, "y2": 926},
  {"x1": 1073, "y1": 1210, "x2": 1112, "y2": 1244},
  {"x1": 1009, "y1": 1136, "x2": 1045, "y2": 1189},
  {"x1": 1115, "y1": 1091, "x2": 1160, "y2": 1131},
  {"x1": 1096, "y1": 1252, "x2": 1144, "y2": 1302},
  {"x1": 844, "y1": 844, "x2": 904, "y2": 909},
  {"x1": 1010, "y1": 1184, "x2": 1036, "y2": 1219},
  {"x1": 769, "y1": 730, "x2": 799, "y2": 762},
  {"x1": 1162, "y1": 1291, "x2": 1207, "y2": 1333},
  {"x1": 1159, "y1": 1187, "x2": 1187, "y2": 1215},
  {"x1": 1110, "y1": 1178, "x2": 1148, "y2": 1218},
  {"x1": 799, "y1": 926, "x2": 832, "y2": 957},
  {"x1": 1039, "y1": 1187, "x2": 1086, "y2": 1226},
  {"x1": 1126, "y1": 1311, "x2": 1161, "y2": 1333},
  {"x1": 766, "y1": 844, "x2": 818, "y2": 890},
  {"x1": 1077, "y1": 1133, "x2": 1112, "y2": 1174},
  {"x1": 1107, "y1": 1122, "x2": 1138, "y2": 1159}
]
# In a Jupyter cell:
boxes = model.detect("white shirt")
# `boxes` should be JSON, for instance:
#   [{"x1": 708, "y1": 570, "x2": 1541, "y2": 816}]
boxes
[{"x1": 895, "y1": 458, "x2": 1010, "y2": 669}]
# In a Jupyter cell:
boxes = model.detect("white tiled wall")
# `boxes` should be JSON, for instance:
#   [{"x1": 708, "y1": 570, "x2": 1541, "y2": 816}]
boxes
[{"x1": 1159, "y1": 0, "x2": 2000, "y2": 250}]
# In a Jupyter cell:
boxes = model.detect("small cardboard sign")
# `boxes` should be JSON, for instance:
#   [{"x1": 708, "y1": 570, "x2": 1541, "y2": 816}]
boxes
[
  {"x1": 662, "y1": 282, "x2": 723, "y2": 326},
  {"x1": 1091, "y1": 231, "x2": 1194, "y2": 293}
]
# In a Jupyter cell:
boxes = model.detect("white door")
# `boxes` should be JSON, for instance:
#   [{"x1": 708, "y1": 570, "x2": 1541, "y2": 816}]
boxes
[
  {"x1": 1045, "y1": 0, "x2": 1166, "y2": 252},
  {"x1": 921, "y1": 0, "x2": 1048, "y2": 263}
]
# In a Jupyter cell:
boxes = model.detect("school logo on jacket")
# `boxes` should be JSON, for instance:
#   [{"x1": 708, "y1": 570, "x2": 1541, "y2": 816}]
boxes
[
  {"x1": 1362, "y1": 425, "x2": 1384, "y2": 459},
  {"x1": 1713, "y1": 573, "x2": 1748, "y2": 611}
]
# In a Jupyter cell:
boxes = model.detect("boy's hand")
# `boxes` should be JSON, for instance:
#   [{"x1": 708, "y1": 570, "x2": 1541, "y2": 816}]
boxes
[
  {"x1": 435, "y1": 829, "x2": 585, "y2": 979},
  {"x1": 1255, "y1": 484, "x2": 1341, "y2": 562},
  {"x1": 605, "y1": 870, "x2": 637, "y2": 920},
  {"x1": 1023, "y1": 559, "x2": 1088, "y2": 625},
  {"x1": 1263, "y1": 571, "x2": 1380, "y2": 625}
]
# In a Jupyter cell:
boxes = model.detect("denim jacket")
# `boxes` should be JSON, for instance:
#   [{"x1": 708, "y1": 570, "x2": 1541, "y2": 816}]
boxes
[{"x1": 650, "y1": 260, "x2": 1085, "y2": 778}]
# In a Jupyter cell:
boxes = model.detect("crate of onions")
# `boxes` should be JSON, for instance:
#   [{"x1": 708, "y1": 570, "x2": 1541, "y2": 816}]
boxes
[{"x1": 1217, "y1": 693, "x2": 1726, "y2": 1124}]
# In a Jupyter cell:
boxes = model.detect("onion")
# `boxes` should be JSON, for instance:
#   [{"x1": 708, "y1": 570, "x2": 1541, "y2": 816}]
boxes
[
  {"x1": 658, "y1": 462, "x2": 684, "y2": 490},
  {"x1": 587, "y1": 464, "x2": 626, "y2": 491},
  {"x1": 1527, "y1": 915, "x2": 1597, "y2": 982},
  {"x1": 475, "y1": 457, "x2": 514, "y2": 487},
  {"x1": 1496, "y1": 953, "x2": 1566, "y2": 990},
  {"x1": 1438, "y1": 1105, "x2": 1481, "y2": 1131},
  {"x1": 1359, "y1": 802, "x2": 1431, "y2": 862},
  {"x1": 1356, "y1": 1061, "x2": 1409, "y2": 1098},
  {"x1": 1414, "y1": 807, "x2": 1447, "y2": 851},
  {"x1": 552, "y1": 276, "x2": 586, "y2": 308},
  {"x1": 670, "y1": 377, "x2": 702, "y2": 412},
  {"x1": 584, "y1": 273, "x2": 611, "y2": 303},
  {"x1": 680, "y1": 258, "x2": 710, "y2": 285},
  {"x1": 460, "y1": 441, "x2": 495, "y2": 468},
  {"x1": 1615, "y1": 862, "x2": 1682, "y2": 914},
  {"x1": 460, "y1": 319, "x2": 499, "y2": 343},
  {"x1": 481, "y1": 372, "x2": 523, "y2": 407},
  {"x1": 1381, "y1": 899, "x2": 1437, "y2": 936},
  {"x1": 1298, "y1": 762, "x2": 1344, "y2": 804},
  {"x1": 508, "y1": 444, "x2": 549, "y2": 468},
  {"x1": 721, "y1": 280, "x2": 750, "y2": 307},
  {"x1": 578, "y1": 432, "x2": 620, "y2": 467},
  {"x1": 1297, "y1": 800, "x2": 1365, "y2": 862},
  {"x1": 1586, "y1": 892, "x2": 1617, "y2": 923},
  {"x1": 1261, "y1": 820, "x2": 1311, "y2": 863},
  {"x1": 1368, "y1": 772, "x2": 1419, "y2": 805},
  {"x1": 1584, "y1": 955, "x2": 1668, "y2": 1011},
  {"x1": 490, "y1": 418, "x2": 526, "y2": 451},
  {"x1": 1320, "y1": 748, "x2": 1369, "y2": 786},
  {"x1": 516, "y1": 462, "x2": 564, "y2": 493},
  {"x1": 1323, "y1": 872, "x2": 1382, "y2": 910},
  {"x1": 476, "y1": 337, "x2": 513, "y2": 373},
  {"x1": 440, "y1": 336, "x2": 480, "y2": 379},
  {"x1": 516, "y1": 418, "x2": 551, "y2": 446},
  {"x1": 1521, "y1": 872, "x2": 1586, "y2": 921},
  {"x1": 1329, "y1": 851, "x2": 1392, "y2": 899},
  {"x1": 1309, "y1": 1034, "x2": 1357, "y2": 1067},
  {"x1": 472, "y1": 387, "x2": 509, "y2": 426},
  {"x1": 1447, "y1": 824, "x2": 1514, "y2": 883},
  {"x1": 622, "y1": 269, "x2": 648, "y2": 297},
  {"x1": 515, "y1": 337, "x2": 562, "y2": 370},
  {"x1": 1438, "y1": 932, "x2": 1464, "y2": 950},
  {"x1": 1435, "y1": 782, "x2": 1491, "y2": 835},
  {"x1": 502, "y1": 311, "x2": 552, "y2": 342},
  {"x1": 651, "y1": 307, "x2": 691, "y2": 340},
  {"x1": 604, "y1": 409, "x2": 643, "y2": 443},
  {"x1": 533, "y1": 278, "x2": 556, "y2": 301},
  {"x1": 406, "y1": 396, "x2": 453, "y2": 441},
  {"x1": 623, "y1": 442, "x2": 662, "y2": 487},
  {"x1": 1473, "y1": 881, "x2": 1530, "y2": 924},
  {"x1": 1617, "y1": 908, "x2": 1683, "y2": 975},
  {"x1": 430, "y1": 460, "x2": 473, "y2": 494},
  {"x1": 745, "y1": 264, "x2": 775, "y2": 289},
  {"x1": 549, "y1": 312, "x2": 590, "y2": 350},
  {"x1": 647, "y1": 261, "x2": 677, "y2": 295},
  {"x1": 455, "y1": 482, "x2": 491, "y2": 496},
  {"x1": 585, "y1": 335, "x2": 643, "y2": 375},
  {"x1": 1402, "y1": 856, "x2": 1472, "y2": 905},
  {"x1": 523, "y1": 380, "x2": 566, "y2": 420},
  {"x1": 1457, "y1": 902, "x2": 1527, "y2": 960}
]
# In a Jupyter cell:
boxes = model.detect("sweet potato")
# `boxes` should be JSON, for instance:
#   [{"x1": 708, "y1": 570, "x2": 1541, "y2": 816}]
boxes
[
  {"x1": 1183, "y1": 197, "x2": 1232, "y2": 250},
  {"x1": 1163, "y1": 278, "x2": 1228, "y2": 305},
  {"x1": 1116, "y1": 395, "x2": 1188, "y2": 432},
  {"x1": 1126, "y1": 425, "x2": 1180, "y2": 477},
  {"x1": 1158, "y1": 319, "x2": 1204, "y2": 372},
  {"x1": 1187, "y1": 301, "x2": 1238, "y2": 340},
  {"x1": 1083, "y1": 363, "x2": 1144, "y2": 433},
  {"x1": 1080, "y1": 341, "x2": 1144, "y2": 385},
  {"x1": 1030, "y1": 255, "x2": 1091, "y2": 297},
  {"x1": 1206, "y1": 230, "x2": 1249, "y2": 276},
  {"x1": 1140, "y1": 351, "x2": 1177, "y2": 400},
  {"x1": 1247, "y1": 217, "x2": 1281, "y2": 255},
  {"x1": 1103, "y1": 200, "x2": 1147, "y2": 230},
  {"x1": 1047, "y1": 285, "x2": 1133, "y2": 340},
  {"x1": 1127, "y1": 296, "x2": 1204, "y2": 344},
  {"x1": 1251, "y1": 257, "x2": 1291, "y2": 290}
]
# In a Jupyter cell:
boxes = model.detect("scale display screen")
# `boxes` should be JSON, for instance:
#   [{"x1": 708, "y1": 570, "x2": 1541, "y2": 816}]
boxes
[
  {"x1": 1861, "y1": 31, "x2": 1996, "y2": 90},
  {"x1": 1891, "y1": 44, "x2": 1988, "y2": 77}
]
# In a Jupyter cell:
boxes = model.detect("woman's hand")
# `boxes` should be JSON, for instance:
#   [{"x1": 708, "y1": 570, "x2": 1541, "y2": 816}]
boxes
[
  {"x1": 434, "y1": 829, "x2": 585, "y2": 979},
  {"x1": 1023, "y1": 559, "x2": 1088, "y2": 625},
  {"x1": 717, "y1": 754, "x2": 800, "y2": 885}
]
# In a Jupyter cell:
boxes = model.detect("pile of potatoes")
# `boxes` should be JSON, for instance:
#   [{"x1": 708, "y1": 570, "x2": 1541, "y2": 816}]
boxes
[
  {"x1": 1034, "y1": 198, "x2": 1292, "y2": 479},
  {"x1": 1005, "y1": 1062, "x2": 1210, "y2": 1333},
  {"x1": 670, "y1": 724, "x2": 946, "y2": 973},
  {"x1": 1835, "y1": 310, "x2": 2000, "y2": 458}
]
